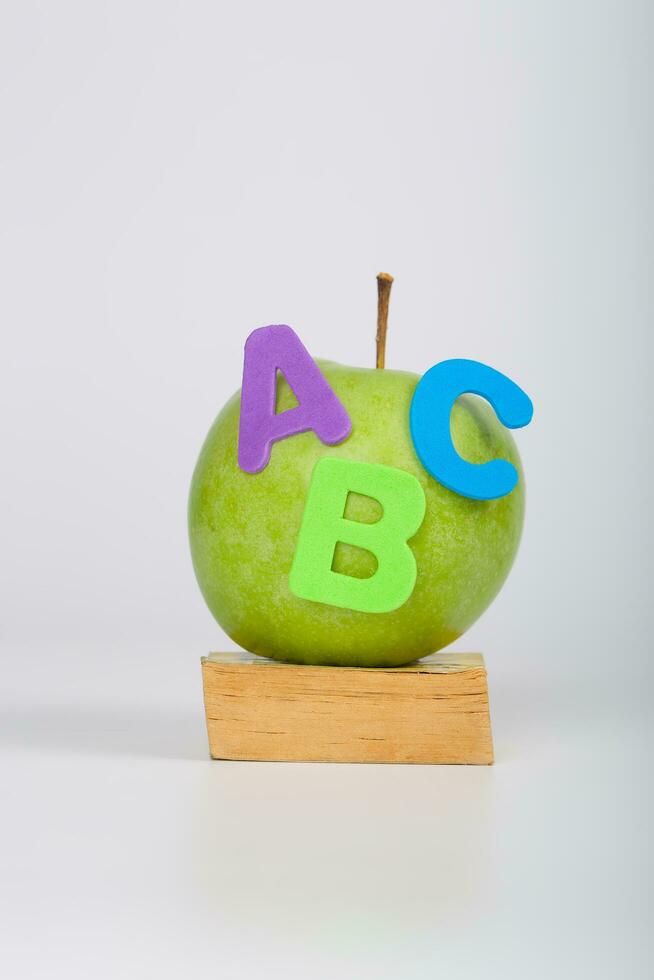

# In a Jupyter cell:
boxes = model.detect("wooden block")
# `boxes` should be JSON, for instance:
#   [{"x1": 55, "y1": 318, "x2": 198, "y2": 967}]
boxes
[{"x1": 201, "y1": 651, "x2": 493, "y2": 765}]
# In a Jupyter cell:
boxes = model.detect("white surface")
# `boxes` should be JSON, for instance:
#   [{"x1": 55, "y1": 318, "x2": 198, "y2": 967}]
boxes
[
  {"x1": 1, "y1": 2, "x2": 652, "y2": 977},
  {"x1": 2, "y1": 644, "x2": 651, "y2": 979}
]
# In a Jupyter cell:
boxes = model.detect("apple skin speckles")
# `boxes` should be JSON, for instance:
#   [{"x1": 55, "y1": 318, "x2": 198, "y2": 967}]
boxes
[{"x1": 188, "y1": 360, "x2": 525, "y2": 668}]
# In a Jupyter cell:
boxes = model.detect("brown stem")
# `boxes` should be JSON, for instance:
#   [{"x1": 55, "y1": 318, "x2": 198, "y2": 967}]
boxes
[{"x1": 375, "y1": 272, "x2": 394, "y2": 369}]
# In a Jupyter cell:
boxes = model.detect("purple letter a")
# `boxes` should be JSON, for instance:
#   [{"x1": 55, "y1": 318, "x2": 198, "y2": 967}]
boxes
[{"x1": 237, "y1": 324, "x2": 352, "y2": 474}]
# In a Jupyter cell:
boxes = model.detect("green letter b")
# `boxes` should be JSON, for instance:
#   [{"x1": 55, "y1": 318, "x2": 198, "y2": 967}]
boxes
[{"x1": 289, "y1": 458, "x2": 426, "y2": 614}]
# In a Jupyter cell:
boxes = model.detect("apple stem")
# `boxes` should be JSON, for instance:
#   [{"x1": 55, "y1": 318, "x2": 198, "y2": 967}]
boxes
[{"x1": 375, "y1": 272, "x2": 394, "y2": 369}]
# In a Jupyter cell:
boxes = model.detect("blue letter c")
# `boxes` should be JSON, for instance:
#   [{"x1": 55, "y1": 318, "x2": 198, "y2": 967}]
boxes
[{"x1": 409, "y1": 359, "x2": 533, "y2": 500}]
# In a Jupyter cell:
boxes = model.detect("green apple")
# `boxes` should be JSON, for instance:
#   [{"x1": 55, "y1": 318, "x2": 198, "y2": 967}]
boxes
[{"x1": 188, "y1": 361, "x2": 525, "y2": 667}]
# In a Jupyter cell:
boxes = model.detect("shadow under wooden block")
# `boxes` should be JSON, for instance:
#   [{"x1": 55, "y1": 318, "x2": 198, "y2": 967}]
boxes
[{"x1": 201, "y1": 651, "x2": 493, "y2": 765}]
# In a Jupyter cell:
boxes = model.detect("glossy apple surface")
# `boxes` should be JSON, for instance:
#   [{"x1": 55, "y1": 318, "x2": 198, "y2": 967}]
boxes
[{"x1": 188, "y1": 362, "x2": 525, "y2": 667}]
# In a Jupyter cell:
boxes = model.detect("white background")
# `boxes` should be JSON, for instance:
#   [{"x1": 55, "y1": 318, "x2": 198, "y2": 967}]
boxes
[{"x1": 1, "y1": 2, "x2": 651, "y2": 977}]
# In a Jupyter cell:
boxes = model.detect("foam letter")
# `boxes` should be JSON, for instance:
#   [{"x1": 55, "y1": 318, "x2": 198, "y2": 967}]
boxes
[
  {"x1": 289, "y1": 458, "x2": 426, "y2": 613},
  {"x1": 238, "y1": 325, "x2": 352, "y2": 473},
  {"x1": 409, "y1": 358, "x2": 533, "y2": 500}
]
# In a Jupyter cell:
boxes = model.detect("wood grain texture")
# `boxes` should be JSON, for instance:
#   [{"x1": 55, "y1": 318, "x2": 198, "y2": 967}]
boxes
[{"x1": 202, "y1": 651, "x2": 493, "y2": 765}]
